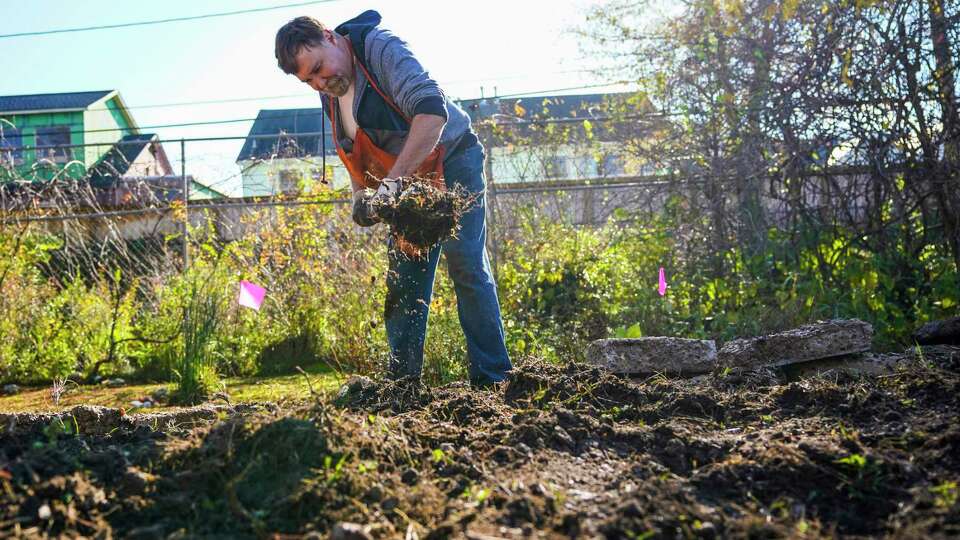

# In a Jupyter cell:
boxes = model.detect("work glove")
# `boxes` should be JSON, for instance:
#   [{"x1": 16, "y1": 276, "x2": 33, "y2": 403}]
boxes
[
  {"x1": 351, "y1": 189, "x2": 379, "y2": 227},
  {"x1": 371, "y1": 177, "x2": 401, "y2": 207},
  {"x1": 351, "y1": 178, "x2": 402, "y2": 227}
]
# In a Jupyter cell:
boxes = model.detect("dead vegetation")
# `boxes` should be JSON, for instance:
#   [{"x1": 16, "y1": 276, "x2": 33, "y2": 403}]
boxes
[{"x1": 375, "y1": 179, "x2": 476, "y2": 252}]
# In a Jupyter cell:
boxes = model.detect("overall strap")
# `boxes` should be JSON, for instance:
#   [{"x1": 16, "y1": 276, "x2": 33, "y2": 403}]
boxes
[
  {"x1": 346, "y1": 40, "x2": 411, "y2": 124},
  {"x1": 325, "y1": 95, "x2": 341, "y2": 147}
]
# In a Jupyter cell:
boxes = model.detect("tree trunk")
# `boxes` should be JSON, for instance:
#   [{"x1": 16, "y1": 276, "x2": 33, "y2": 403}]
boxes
[{"x1": 928, "y1": 0, "x2": 960, "y2": 274}]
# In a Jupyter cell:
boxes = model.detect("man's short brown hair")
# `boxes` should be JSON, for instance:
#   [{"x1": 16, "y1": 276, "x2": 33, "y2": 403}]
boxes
[{"x1": 275, "y1": 16, "x2": 328, "y2": 74}]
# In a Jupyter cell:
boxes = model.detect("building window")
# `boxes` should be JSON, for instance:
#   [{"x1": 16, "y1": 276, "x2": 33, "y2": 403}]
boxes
[
  {"x1": 544, "y1": 155, "x2": 566, "y2": 179},
  {"x1": 35, "y1": 126, "x2": 72, "y2": 163},
  {"x1": 572, "y1": 155, "x2": 597, "y2": 178},
  {"x1": 0, "y1": 126, "x2": 23, "y2": 165},
  {"x1": 598, "y1": 152, "x2": 624, "y2": 177},
  {"x1": 278, "y1": 169, "x2": 302, "y2": 193}
]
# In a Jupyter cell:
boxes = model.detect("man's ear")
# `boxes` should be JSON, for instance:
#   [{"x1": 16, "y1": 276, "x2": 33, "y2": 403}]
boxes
[{"x1": 324, "y1": 29, "x2": 337, "y2": 46}]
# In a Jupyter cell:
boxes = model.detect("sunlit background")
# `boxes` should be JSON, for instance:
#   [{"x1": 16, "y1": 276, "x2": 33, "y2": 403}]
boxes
[{"x1": 0, "y1": 0, "x2": 640, "y2": 195}]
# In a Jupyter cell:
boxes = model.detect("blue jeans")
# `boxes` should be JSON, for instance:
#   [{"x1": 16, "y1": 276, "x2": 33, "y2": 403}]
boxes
[{"x1": 384, "y1": 142, "x2": 512, "y2": 385}]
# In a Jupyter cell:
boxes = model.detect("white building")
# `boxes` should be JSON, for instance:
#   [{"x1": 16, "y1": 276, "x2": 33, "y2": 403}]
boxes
[{"x1": 236, "y1": 108, "x2": 350, "y2": 197}]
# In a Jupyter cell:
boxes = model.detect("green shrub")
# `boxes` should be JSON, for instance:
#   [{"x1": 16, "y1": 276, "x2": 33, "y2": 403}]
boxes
[{"x1": 1, "y1": 193, "x2": 956, "y2": 387}]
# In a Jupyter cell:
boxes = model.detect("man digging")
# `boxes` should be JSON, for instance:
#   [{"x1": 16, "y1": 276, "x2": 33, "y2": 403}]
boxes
[{"x1": 275, "y1": 10, "x2": 512, "y2": 387}]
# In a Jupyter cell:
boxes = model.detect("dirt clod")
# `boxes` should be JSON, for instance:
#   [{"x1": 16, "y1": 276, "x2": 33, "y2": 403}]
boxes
[{"x1": 330, "y1": 522, "x2": 373, "y2": 540}]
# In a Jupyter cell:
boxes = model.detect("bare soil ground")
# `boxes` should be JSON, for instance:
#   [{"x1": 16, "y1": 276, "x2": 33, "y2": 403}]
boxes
[{"x1": 1, "y1": 347, "x2": 958, "y2": 539}]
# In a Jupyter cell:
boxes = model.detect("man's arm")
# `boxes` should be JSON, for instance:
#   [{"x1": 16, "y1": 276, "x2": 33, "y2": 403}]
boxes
[
  {"x1": 387, "y1": 113, "x2": 446, "y2": 179},
  {"x1": 365, "y1": 27, "x2": 449, "y2": 177}
]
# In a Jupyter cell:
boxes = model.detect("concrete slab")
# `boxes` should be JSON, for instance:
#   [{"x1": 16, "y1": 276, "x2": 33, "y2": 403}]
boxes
[
  {"x1": 586, "y1": 337, "x2": 718, "y2": 375},
  {"x1": 718, "y1": 319, "x2": 873, "y2": 370},
  {"x1": 782, "y1": 352, "x2": 905, "y2": 379}
]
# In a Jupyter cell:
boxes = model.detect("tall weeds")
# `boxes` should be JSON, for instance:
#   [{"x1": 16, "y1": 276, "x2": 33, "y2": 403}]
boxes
[{"x1": 173, "y1": 272, "x2": 225, "y2": 405}]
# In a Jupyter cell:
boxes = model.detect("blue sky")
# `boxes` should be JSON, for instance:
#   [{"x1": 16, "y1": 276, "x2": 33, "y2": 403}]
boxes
[{"x1": 0, "y1": 0, "x2": 628, "y2": 194}]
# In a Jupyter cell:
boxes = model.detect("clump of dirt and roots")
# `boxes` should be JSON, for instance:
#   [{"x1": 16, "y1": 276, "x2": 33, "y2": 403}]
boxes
[
  {"x1": 374, "y1": 178, "x2": 476, "y2": 251},
  {"x1": 1, "y1": 347, "x2": 958, "y2": 538}
]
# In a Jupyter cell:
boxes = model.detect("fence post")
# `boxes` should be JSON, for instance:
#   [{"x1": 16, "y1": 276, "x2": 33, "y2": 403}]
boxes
[
  {"x1": 480, "y1": 124, "x2": 499, "y2": 277},
  {"x1": 181, "y1": 138, "x2": 189, "y2": 270},
  {"x1": 582, "y1": 182, "x2": 595, "y2": 225}
]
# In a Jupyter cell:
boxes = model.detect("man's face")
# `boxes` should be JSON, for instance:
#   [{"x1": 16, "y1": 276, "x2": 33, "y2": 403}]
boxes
[{"x1": 294, "y1": 31, "x2": 353, "y2": 97}]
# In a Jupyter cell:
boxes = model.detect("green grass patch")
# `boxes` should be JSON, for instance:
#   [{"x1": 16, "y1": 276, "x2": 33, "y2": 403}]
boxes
[{"x1": 0, "y1": 364, "x2": 343, "y2": 413}]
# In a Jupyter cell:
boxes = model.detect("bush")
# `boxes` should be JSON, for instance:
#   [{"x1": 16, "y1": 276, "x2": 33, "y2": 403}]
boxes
[
  {"x1": 173, "y1": 264, "x2": 228, "y2": 405},
  {"x1": 495, "y1": 203, "x2": 958, "y2": 360}
]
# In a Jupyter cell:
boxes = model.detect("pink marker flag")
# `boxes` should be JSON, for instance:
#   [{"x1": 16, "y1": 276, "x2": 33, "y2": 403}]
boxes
[
  {"x1": 238, "y1": 280, "x2": 266, "y2": 311},
  {"x1": 658, "y1": 267, "x2": 668, "y2": 296}
]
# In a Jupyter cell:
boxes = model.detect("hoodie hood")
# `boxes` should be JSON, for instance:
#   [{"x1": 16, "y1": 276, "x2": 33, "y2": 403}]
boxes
[{"x1": 335, "y1": 10, "x2": 381, "y2": 62}]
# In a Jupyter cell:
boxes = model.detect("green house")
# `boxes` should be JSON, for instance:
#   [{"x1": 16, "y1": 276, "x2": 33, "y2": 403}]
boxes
[
  {"x1": 0, "y1": 90, "x2": 226, "y2": 203},
  {"x1": 0, "y1": 90, "x2": 140, "y2": 182}
]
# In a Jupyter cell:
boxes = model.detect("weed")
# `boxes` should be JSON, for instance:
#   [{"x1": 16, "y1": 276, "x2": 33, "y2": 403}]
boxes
[
  {"x1": 835, "y1": 421, "x2": 858, "y2": 441},
  {"x1": 461, "y1": 483, "x2": 491, "y2": 506},
  {"x1": 173, "y1": 267, "x2": 227, "y2": 405},
  {"x1": 602, "y1": 405, "x2": 623, "y2": 421},
  {"x1": 323, "y1": 453, "x2": 348, "y2": 484},
  {"x1": 835, "y1": 453, "x2": 867, "y2": 470},
  {"x1": 930, "y1": 481, "x2": 957, "y2": 508},
  {"x1": 49, "y1": 377, "x2": 76, "y2": 406},
  {"x1": 357, "y1": 460, "x2": 378, "y2": 474},
  {"x1": 40, "y1": 415, "x2": 78, "y2": 445}
]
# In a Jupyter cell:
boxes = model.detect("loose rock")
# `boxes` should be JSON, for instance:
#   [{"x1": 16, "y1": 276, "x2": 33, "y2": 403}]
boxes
[
  {"x1": 912, "y1": 316, "x2": 960, "y2": 346},
  {"x1": 401, "y1": 468, "x2": 420, "y2": 485},
  {"x1": 335, "y1": 375, "x2": 376, "y2": 404},
  {"x1": 330, "y1": 522, "x2": 373, "y2": 540},
  {"x1": 151, "y1": 387, "x2": 170, "y2": 402}
]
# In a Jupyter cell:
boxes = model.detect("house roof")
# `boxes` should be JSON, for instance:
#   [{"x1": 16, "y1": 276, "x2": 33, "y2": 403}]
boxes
[
  {"x1": 457, "y1": 92, "x2": 639, "y2": 123},
  {"x1": 88, "y1": 133, "x2": 158, "y2": 184},
  {"x1": 458, "y1": 92, "x2": 648, "y2": 143},
  {"x1": 0, "y1": 90, "x2": 116, "y2": 114},
  {"x1": 236, "y1": 108, "x2": 336, "y2": 163},
  {"x1": 188, "y1": 178, "x2": 230, "y2": 199}
]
